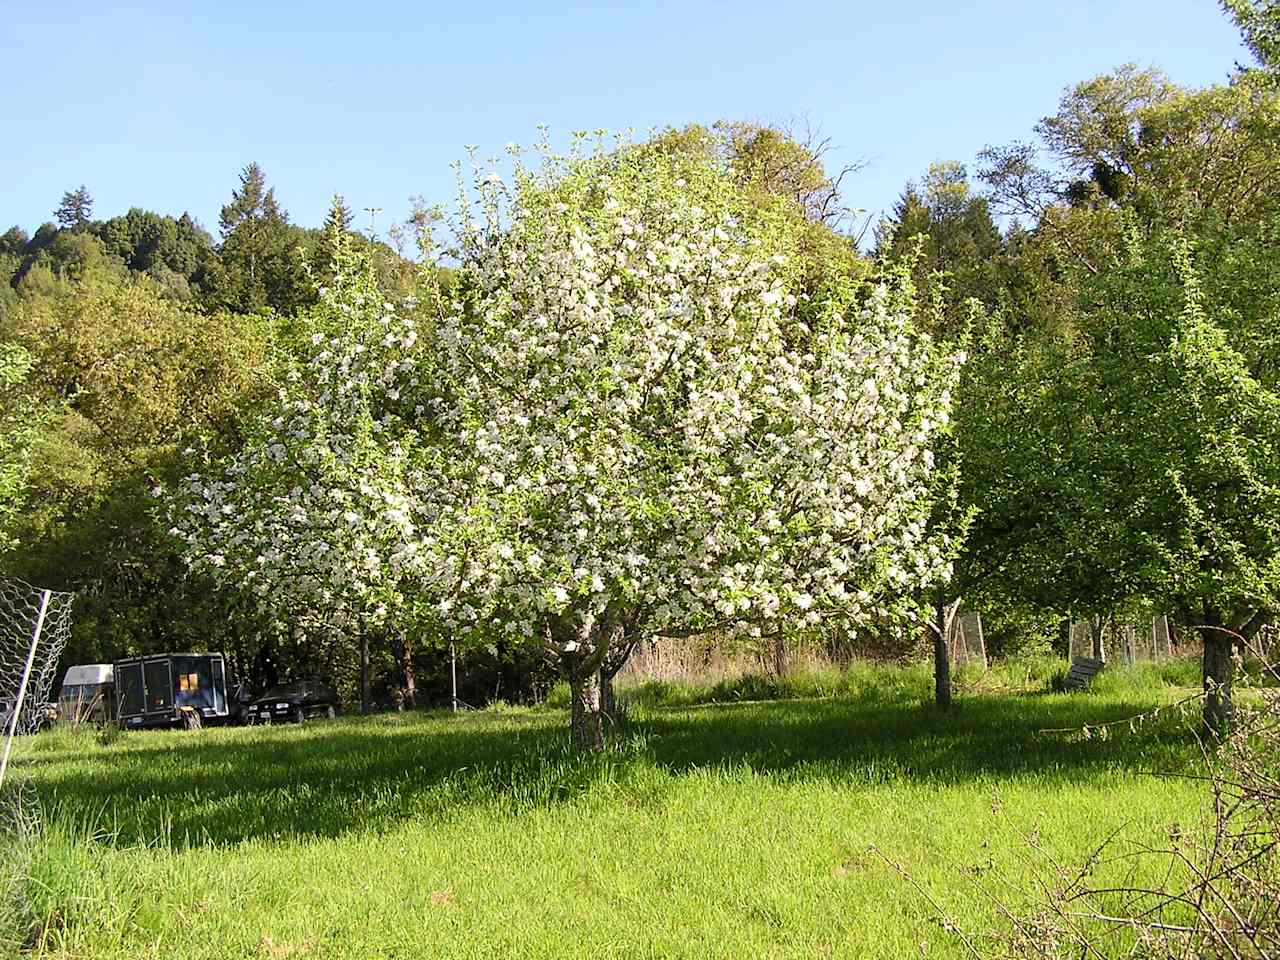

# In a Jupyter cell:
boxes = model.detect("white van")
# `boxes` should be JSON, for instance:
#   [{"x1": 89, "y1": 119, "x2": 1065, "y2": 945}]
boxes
[{"x1": 58, "y1": 663, "x2": 115, "y2": 723}]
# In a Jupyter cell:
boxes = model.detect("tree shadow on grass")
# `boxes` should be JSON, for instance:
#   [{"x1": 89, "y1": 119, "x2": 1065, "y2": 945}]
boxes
[
  {"x1": 640, "y1": 692, "x2": 1199, "y2": 782},
  {"x1": 24, "y1": 692, "x2": 1200, "y2": 848}
]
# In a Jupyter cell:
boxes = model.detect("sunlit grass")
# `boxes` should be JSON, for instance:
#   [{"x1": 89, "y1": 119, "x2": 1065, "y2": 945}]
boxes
[{"x1": 3, "y1": 659, "x2": 1212, "y2": 958}]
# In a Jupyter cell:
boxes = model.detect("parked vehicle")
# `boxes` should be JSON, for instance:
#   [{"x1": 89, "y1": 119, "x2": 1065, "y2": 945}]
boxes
[
  {"x1": 0, "y1": 696, "x2": 57, "y2": 734},
  {"x1": 114, "y1": 653, "x2": 231, "y2": 729},
  {"x1": 57, "y1": 663, "x2": 115, "y2": 724},
  {"x1": 228, "y1": 681, "x2": 255, "y2": 725},
  {"x1": 246, "y1": 680, "x2": 339, "y2": 724}
]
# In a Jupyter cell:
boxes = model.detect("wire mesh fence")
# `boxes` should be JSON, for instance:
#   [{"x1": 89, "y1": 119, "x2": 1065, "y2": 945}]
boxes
[
  {"x1": 949, "y1": 611, "x2": 988, "y2": 668},
  {"x1": 1068, "y1": 614, "x2": 1175, "y2": 663},
  {"x1": 0, "y1": 578, "x2": 74, "y2": 738}
]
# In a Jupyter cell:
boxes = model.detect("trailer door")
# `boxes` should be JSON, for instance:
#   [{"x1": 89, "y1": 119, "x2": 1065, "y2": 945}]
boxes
[
  {"x1": 210, "y1": 657, "x2": 227, "y2": 714},
  {"x1": 144, "y1": 659, "x2": 173, "y2": 711},
  {"x1": 117, "y1": 662, "x2": 145, "y2": 718}
]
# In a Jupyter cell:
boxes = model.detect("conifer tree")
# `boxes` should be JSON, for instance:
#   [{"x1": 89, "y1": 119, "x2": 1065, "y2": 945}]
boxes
[
  {"x1": 324, "y1": 194, "x2": 355, "y2": 234},
  {"x1": 54, "y1": 186, "x2": 93, "y2": 231},
  {"x1": 208, "y1": 163, "x2": 309, "y2": 314}
]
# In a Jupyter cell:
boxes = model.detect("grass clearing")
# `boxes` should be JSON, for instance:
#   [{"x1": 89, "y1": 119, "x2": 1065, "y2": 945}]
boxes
[{"x1": 4, "y1": 661, "x2": 1213, "y2": 958}]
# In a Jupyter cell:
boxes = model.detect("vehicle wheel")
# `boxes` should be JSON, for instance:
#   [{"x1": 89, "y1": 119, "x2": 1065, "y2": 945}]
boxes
[
  {"x1": 325, "y1": 705, "x2": 336, "y2": 720},
  {"x1": 293, "y1": 706, "x2": 306, "y2": 724},
  {"x1": 181, "y1": 708, "x2": 202, "y2": 731}
]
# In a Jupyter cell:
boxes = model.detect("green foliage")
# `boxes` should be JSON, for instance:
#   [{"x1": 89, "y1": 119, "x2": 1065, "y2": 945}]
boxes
[
  {"x1": 876, "y1": 162, "x2": 1006, "y2": 335},
  {"x1": 1224, "y1": 0, "x2": 1280, "y2": 73},
  {"x1": 95, "y1": 208, "x2": 215, "y2": 299},
  {"x1": 641, "y1": 121, "x2": 868, "y2": 292},
  {"x1": 323, "y1": 193, "x2": 355, "y2": 234},
  {"x1": 11, "y1": 230, "x2": 128, "y2": 295},
  {"x1": 0, "y1": 270, "x2": 275, "y2": 671},
  {"x1": 0, "y1": 341, "x2": 41, "y2": 550},
  {"x1": 981, "y1": 65, "x2": 1280, "y2": 241},
  {"x1": 0, "y1": 228, "x2": 27, "y2": 258},
  {"x1": 960, "y1": 229, "x2": 1280, "y2": 622},
  {"x1": 7, "y1": 272, "x2": 269, "y2": 476},
  {"x1": 976, "y1": 604, "x2": 1062, "y2": 659},
  {"x1": 1079, "y1": 233, "x2": 1280, "y2": 619}
]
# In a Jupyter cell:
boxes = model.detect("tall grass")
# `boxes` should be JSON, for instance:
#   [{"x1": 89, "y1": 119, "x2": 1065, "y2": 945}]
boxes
[
  {"x1": 609, "y1": 653, "x2": 1199, "y2": 711},
  {"x1": 0, "y1": 788, "x2": 125, "y2": 954},
  {"x1": 0, "y1": 657, "x2": 1215, "y2": 959}
]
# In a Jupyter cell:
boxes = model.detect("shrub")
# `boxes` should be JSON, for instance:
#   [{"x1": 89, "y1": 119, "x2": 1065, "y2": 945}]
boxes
[{"x1": 980, "y1": 684, "x2": 1279, "y2": 958}]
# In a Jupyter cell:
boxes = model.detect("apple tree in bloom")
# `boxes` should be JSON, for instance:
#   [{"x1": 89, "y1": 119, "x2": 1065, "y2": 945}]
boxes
[
  {"x1": 425, "y1": 139, "x2": 966, "y2": 748},
  {"x1": 170, "y1": 233, "x2": 466, "y2": 704},
  {"x1": 174, "y1": 137, "x2": 964, "y2": 747}
]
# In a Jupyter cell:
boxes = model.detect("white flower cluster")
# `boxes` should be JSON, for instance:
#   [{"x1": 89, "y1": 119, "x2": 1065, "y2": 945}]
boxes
[
  {"x1": 171, "y1": 255, "x2": 450, "y2": 625},
  {"x1": 428, "y1": 147, "x2": 964, "y2": 644},
  {"x1": 174, "y1": 144, "x2": 964, "y2": 654}
]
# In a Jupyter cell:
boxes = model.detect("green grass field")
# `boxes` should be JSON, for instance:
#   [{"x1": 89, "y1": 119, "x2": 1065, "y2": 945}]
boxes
[{"x1": 4, "y1": 661, "x2": 1214, "y2": 959}]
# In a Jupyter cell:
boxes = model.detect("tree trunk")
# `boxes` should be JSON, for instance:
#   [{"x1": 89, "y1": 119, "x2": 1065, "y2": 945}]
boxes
[
  {"x1": 599, "y1": 672, "x2": 617, "y2": 725},
  {"x1": 1090, "y1": 614, "x2": 1106, "y2": 662},
  {"x1": 933, "y1": 600, "x2": 953, "y2": 709},
  {"x1": 569, "y1": 670, "x2": 604, "y2": 752},
  {"x1": 360, "y1": 632, "x2": 371, "y2": 714},
  {"x1": 547, "y1": 607, "x2": 624, "y2": 751},
  {"x1": 772, "y1": 634, "x2": 788, "y2": 677},
  {"x1": 1202, "y1": 610, "x2": 1234, "y2": 738},
  {"x1": 400, "y1": 635, "x2": 416, "y2": 708}
]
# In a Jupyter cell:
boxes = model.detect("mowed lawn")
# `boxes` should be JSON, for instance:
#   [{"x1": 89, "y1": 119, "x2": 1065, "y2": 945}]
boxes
[{"x1": 10, "y1": 665, "x2": 1209, "y2": 959}]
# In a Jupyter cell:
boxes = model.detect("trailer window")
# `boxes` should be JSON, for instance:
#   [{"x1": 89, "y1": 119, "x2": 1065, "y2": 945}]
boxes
[{"x1": 173, "y1": 658, "x2": 216, "y2": 711}]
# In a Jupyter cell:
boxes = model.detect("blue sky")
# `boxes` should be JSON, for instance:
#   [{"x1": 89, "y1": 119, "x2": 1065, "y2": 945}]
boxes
[{"x1": 1, "y1": 1, "x2": 1250, "y2": 242}]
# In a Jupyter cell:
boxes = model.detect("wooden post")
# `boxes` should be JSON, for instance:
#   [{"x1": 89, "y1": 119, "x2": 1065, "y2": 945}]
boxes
[
  {"x1": 450, "y1": 643, "x2": 458, "y2": 713},
  {"x1": 360, "y1": 631, "x2": 370, "y2": 714}
]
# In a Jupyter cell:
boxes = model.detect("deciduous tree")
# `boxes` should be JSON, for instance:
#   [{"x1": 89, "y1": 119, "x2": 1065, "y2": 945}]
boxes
[{"x1": 176, "y1": 141, "x2": 965, "y2": 749}]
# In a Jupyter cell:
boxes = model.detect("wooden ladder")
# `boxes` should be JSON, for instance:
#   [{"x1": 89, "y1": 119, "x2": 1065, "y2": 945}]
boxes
[{"x1": 1064, "y1": 657, "x2": 1106, "y2": 691}]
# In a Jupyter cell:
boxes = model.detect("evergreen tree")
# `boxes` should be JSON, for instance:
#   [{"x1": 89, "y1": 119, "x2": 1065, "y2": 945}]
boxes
[
  {"x1": 54, "y1": 186, "x2": 93, "y2": 231},
  {"x1": 218, "y1": 163, "x2": 287, "y2": 239},
  {"x1": 207, "y1": 163, "x2": 311, "y2": 314},
  {"x1": 324, "y1": 194, "x2": 355, "y2": 234},
  {"x1": 95, "y1": 208, "x2": 216, "y2": 298},
  {"x1": 313, "y1": 195, "x2": 357, "y2": 282},
  {"x1": 877, "y1": 163, "x2": 1006, "y2": 335}
]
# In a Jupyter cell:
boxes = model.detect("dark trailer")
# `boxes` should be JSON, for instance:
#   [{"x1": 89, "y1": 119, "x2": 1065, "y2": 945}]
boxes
[{"x1": 115, "y1": 653, "x2": 230, "y2": 729}]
